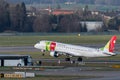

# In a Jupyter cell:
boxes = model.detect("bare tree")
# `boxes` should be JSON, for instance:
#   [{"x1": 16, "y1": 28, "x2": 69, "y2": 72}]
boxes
[
  {"x1": 33, "y1": 14, "x2": 52, "y2": 32},
  {"x1": 19, "y1": 2, "x2": 27, "y2": 32},
  {"x1": 58, "y1": 15, "x2": 81, "y2": 32},
  {"x1": 9, "y1": 4, "x2": 20, "y2": 31},
  {"x1": 9, "y1": 2, "x2": 27, "y2": 32}
]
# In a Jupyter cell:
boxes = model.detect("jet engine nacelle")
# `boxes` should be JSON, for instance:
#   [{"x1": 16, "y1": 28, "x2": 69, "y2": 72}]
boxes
[{"x1": 50, "y1": 51, "x2": 59, "y2": 57}]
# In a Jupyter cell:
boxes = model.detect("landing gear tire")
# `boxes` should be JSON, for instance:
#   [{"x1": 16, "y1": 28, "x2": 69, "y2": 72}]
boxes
[
  {"x1": 65, "y1": 58, "x2": 70, "y2": 61},
  {"x1": 77, "y1": 57, "x2": 82, "y2": 62},
  {"x1": 42, "y1": 53, "x2": 45, "y2": 56},
  {"x1": 71, "y1": 60, "x2": 75, "y2": 64},
  {"x1": 17, "y1": 63, "x2": 21, "y2": 67}
]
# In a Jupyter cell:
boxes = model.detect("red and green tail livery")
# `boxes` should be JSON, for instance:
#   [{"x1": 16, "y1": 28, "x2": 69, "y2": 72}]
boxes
[
  {"x1": 109, "y1": 35, "x2": 117, "y2": 52},
  {"x1": 101, "y1": 35, "x2": 117, "y2": 52}
]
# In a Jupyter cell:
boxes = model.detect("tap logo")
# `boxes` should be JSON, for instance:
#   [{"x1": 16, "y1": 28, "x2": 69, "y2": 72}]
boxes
[{"x1": 46, "y1": 41, "x2": 56, "y2": 51}]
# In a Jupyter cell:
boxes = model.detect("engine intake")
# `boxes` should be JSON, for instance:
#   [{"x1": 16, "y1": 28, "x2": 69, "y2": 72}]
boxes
[{"x1": 50, "y1": 51, "x2": 59, "y2": 57}]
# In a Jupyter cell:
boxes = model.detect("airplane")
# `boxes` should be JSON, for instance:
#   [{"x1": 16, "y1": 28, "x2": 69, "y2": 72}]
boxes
[{"x1": 34, "y1": 35, "x2": 117, "y2": 62}]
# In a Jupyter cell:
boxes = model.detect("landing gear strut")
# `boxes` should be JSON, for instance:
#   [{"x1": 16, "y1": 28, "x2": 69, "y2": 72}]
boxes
[
  {"x1": 42, "y1": 53, "x2": 45, "y2": 56},
  {"x1": 65, "y1": 58, "x2": 70, "y2": 61}
]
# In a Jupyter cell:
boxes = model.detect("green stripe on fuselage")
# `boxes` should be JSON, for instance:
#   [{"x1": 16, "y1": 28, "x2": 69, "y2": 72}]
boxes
[
  {"x1": 100, "y1": 47, "x2": 104, "y2": 51},
  {"x1": 46, "y1": 42, "x2": 51, "y2": 51}
]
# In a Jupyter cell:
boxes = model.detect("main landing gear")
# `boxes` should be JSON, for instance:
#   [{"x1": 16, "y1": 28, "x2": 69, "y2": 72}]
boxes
[
  {"x1": 65, "y1": 57, "x2": 83, "y2": 63},
  {"x1": 77, "y1": 57, "x2": 83, "y2": 62},
  {"x1": 65, "y1": 57, "x2": 71, "y2": 61}
]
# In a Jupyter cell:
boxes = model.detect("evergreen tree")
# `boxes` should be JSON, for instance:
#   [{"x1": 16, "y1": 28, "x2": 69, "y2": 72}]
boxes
[
  {"x1": 0, "y1": 0, "x2": 10, "y2": 32},
  {"x1": 19, "y1": 2, "x2": 27, "y2": 32}
]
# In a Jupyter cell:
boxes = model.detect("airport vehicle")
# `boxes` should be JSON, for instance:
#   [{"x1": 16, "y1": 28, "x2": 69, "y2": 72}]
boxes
[
  {"x1": 0, "y1": 54, "x2": 32, "y2": 66},
  {"x1": 34, "y1": 35, "x2": 117, "y2": 62}
]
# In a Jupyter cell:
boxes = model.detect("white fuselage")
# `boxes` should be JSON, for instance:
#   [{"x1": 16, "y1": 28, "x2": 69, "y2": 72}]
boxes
[
  {"x1": 34, "y1": 41, "x2": 115, "y2": 57},
  {"x1": 55, "y1": 42, "x2": 110, "y2": 57}
]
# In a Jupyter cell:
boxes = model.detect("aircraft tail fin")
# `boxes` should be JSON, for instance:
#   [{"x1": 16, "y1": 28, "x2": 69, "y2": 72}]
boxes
[{"x1": 100, "y1": 35, "x2": 117, "y2": 52}]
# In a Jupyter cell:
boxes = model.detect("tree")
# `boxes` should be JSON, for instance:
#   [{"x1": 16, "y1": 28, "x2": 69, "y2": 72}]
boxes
[
  {"x1": 58, "y1": 14, "x2": 81, "y2": 32},
  {"x1": 23, "y1": 16, "x2": 35, "y2": 32},
  {"x1": 9, "y1": 4, "x2": 20, "y2": 31},
  {"x1": 107, "y1": 17, "x2": 120, "y2": 31},
  {"x1": 33, "y1": 14, "x2": 52, "y2": 32},
  {"x1": 0, "y1": 0, "x2": 10, "y2": 32},
  {"x1": 19, "y1": 2, "x2": 27, "y2": 32},
  {"x1": 83, "y1": 5, "x2": 89, "y2": 17},
  {"x1": 108, "y1": 18, "x2": 117, "y2": 30},
  {"x1": 56, "y1": 4, "x2": 61, "y2": 9},
  {"x1": 9, "y1": 2, "x2": 27, "y2": 32}
]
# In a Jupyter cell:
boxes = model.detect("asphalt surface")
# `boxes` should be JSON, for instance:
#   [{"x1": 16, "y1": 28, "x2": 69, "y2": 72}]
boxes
[
  {"x1": 0, "y1": 67, "x2": 120, "y2": 80},
  {"x1": 34, "y1": 68, "x2": 120, "y2": 80},
  {"x1": 0, "y1": 43, "x2": 119, "y2": 52},
  {"x1": 0, "y1": 46, "x2": 38, "y2": 52},
  {"x1": 0, "y1": 45, "x2": 120, "y2": 80}
]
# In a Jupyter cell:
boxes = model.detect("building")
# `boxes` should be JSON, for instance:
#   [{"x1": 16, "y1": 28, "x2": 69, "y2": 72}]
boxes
[{"x1": 52, "y1": 9, "x2": 74, "y2": 15}]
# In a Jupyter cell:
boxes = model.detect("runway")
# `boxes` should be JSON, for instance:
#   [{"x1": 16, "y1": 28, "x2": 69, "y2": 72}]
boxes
[
  {"x1": 33, "y1": 68, "x2": 120, "y2": 80},
  {"x1": 0, "y1": 67, "x2": 120, "y2": 80},
  {"x1": 0, "y1": 46, "x2": 37, "y2": 52},
  {"x1": 0, "y1": 44, "x2": 120, "y2": 52},
  {"x1": 0, "y1": 45, "x2": 120, "y2": 80}
]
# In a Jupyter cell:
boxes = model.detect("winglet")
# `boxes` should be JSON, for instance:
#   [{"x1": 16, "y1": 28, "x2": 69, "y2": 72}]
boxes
[{"x1": 101, "y1": 35, "x2": 117, "y2": 52}]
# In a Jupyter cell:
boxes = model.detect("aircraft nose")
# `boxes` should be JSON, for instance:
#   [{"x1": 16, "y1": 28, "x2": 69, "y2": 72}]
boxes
[{"x1": 34, "y1": 43, "x2": 39, "y2": 49}]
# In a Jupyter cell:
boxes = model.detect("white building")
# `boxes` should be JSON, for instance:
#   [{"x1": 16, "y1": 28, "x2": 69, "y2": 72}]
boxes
[{"x1": 81, "y1": 21, "x2": 103, "y2": 32}]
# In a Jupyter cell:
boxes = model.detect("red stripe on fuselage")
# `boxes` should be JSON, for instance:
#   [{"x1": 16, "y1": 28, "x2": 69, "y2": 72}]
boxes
[{"x1": 50, "y1": 42, "x2": 56, "y2": 51}]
